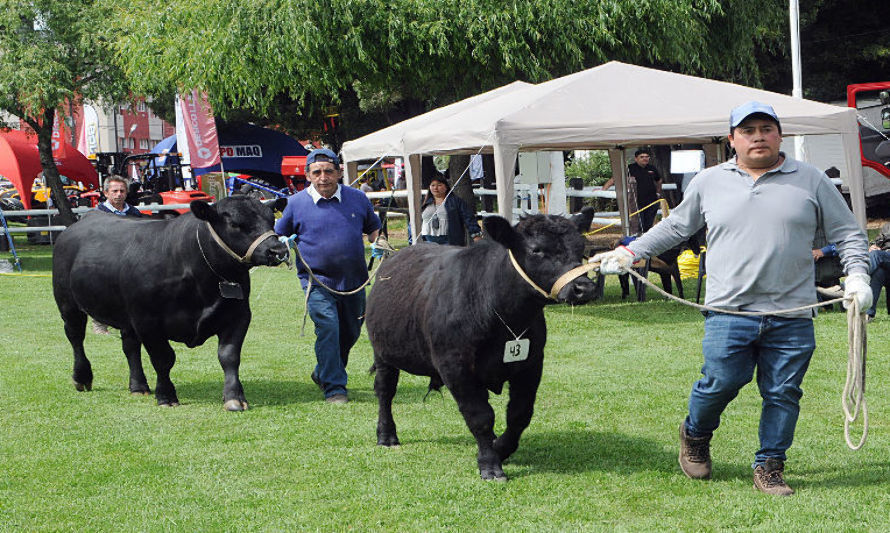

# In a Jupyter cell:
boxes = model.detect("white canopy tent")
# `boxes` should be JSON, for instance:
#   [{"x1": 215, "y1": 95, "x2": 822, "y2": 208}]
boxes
[{"x1": 343, "y1": 62, "x2": 866, "y2": 239}]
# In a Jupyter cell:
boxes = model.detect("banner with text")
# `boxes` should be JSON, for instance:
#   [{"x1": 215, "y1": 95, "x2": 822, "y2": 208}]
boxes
[
  {"x1": 178, "y1": 90, "x2": 221, "y2": 169},
  {"x1": 76, "y1": 104, "x2": 100, "y2": 156},
  {"x1": 51, "y1": 113, "x2": 69, "y2": 159}
]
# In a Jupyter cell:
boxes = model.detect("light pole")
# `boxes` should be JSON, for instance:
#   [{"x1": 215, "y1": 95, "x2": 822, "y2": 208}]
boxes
[{"x1": 789, "y1": 0, "x2": 805, "y2": 160}]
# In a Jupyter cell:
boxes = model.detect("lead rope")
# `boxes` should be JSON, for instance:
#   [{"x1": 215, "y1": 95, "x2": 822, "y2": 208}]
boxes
[
  {"x1": 843, "y1": 298, "x2": 868, "y2": 450},
  {"x1": 506, "y1": 253, "x2": 868, "y2": 449},
  {"x1": 286, "y1": 238, "x2": 396, "y2": 335}
]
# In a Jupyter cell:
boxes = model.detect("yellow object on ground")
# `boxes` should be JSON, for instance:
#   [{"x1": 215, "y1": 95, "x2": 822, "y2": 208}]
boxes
[{"x1": 677, "y1": 249, "x2": 702, "y2": 280}]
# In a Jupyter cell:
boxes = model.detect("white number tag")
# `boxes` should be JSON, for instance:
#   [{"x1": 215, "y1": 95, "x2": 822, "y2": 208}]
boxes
[{"x1": 503, "y1": 338, "x2": 530, "y2": 363}]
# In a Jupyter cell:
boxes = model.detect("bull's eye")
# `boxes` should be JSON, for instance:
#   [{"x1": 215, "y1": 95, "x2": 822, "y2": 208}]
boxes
[{"x1": 530, "y1": 247, "x2": 545, "y2": 257}]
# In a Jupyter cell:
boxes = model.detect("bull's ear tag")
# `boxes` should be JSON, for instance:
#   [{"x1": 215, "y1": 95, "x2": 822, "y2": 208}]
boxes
[
  {"x1": 219, "y1": 281, "x2": 244, "y2": 299},
  {"x1": 503, "y1": 338, "x2": 530, "y2": 363}
]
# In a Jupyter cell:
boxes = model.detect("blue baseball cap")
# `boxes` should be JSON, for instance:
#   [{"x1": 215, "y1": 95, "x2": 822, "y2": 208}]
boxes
[
  {"x1": 305, "y1": 148, "x2": 340, "y2": 172},
  {"x1": 729, "y1": 101, "x2": 781, "y2": 132}
]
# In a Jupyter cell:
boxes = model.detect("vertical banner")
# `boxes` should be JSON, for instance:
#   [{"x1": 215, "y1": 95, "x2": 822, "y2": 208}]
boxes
[
  {"x1": 51, "y1": 113, "x2": 69, "y2": 159},
  {"x1": 174, "y1": 93, "x2": 190, "y2": 165},
  {"x1": 178, "y1": 90, "x2": 221, "y2": 169},
  {"x1": 76, "y1": 104, "x2": 100, "y2": 156}
]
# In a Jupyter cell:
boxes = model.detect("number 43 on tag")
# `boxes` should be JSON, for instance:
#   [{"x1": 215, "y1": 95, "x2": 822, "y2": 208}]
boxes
[{"x1": 503, "y1": 338, "x2": 530, "y2": 363}]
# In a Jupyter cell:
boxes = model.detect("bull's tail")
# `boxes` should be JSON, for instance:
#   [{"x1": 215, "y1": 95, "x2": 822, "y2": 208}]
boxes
[{"x1": 423, "y1": 374, "x2": 444, "y2": 402}]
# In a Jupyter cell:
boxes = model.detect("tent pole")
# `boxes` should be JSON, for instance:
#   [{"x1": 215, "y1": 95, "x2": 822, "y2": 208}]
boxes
[
  {"x1": 405, "y1": 154, "x2": 423, "y2": 244},
  {"x1": 494, "y1": 143, "x2": 519, "y2": 222},
  {"x1": 609, "y1": 148, "x2": 630, "y2": 235}
]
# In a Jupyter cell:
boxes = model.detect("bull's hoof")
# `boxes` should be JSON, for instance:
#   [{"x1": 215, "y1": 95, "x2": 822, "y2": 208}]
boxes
[
  {"x1": 129, "y1": 383, "x2": 151, "y2": 395},
  {"x1": 479, "y1": 462, "x2": 507, "y2": 481},
  {"x1": 480, "y1": 468, "x2": 507, "y2": 482},
  {"x1": 72, "y1": 379, "x2": 92, "y2": 392},
  {"x1": 157, "y1": 400, "x2": 180, "y2": 407},
  {"x1": 224, "y1": 399, "x2": 249, "y2": 412},
  {"x1": 377, "y1": 436, "x2": 401, "y2": 447}
]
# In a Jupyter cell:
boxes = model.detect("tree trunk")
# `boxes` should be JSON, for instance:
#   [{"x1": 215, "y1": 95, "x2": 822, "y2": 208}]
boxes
[
  {"x1": 448, "y1": 154, "x2": 476, "y2": 214},
  {"x1": 33, "y1": 109, "x2": 76, "y2": 226},
  {"x1": 421, "y1": 156, "x2": 437, "y2": 189}
]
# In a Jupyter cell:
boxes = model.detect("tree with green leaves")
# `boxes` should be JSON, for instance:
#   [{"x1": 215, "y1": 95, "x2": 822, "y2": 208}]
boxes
[
  {"x1": 0, "y1": 0, "x2": 129, "y2": 224},
  {"x1": 108, "y1": 0, "x2": 784, "y2": 147},
  {"x1": 760, "y1": 0, "x2": 890, "y2": 101}
]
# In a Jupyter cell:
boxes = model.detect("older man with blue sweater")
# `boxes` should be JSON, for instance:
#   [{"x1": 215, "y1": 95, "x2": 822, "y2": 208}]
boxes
[{"x1": 275, "y1": 149, "x2": 381, "y2": 404}]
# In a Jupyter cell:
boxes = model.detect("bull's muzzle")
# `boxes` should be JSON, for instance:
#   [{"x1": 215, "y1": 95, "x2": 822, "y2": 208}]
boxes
[{"x1": 556, "y1": 275, "x2": 598, "y2": 304}]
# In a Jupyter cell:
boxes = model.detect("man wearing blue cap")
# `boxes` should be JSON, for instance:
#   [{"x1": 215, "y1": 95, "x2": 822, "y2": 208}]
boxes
[
  {"x1": 275, "y1": 148, "x2": 381, "y2": 404},
  {"x1": 592, "y1": 101, "x2": 871, "y2": 495}
]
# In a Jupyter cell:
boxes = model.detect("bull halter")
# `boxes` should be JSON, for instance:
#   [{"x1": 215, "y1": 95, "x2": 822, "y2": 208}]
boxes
[
  {"x1": 203, "y1": 222, "x2": 277, "y2": 264},
  {"x1": 507, "y1": 250, "x2": 596, "y2": 301}
]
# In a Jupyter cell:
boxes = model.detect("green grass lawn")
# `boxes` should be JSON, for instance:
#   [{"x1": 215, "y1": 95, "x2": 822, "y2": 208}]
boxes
[{"x1": 3, "y1": 235, "x2": 890, "y2": 531}]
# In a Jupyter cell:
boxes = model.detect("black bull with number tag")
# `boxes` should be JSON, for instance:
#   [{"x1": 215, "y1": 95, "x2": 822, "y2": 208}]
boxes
[
  {"x1": 365, "y1": 214, "x2": 597, "y2": 480},
  {"x1": 52, "y1": 196, "x2": 288, "y2": 411}
]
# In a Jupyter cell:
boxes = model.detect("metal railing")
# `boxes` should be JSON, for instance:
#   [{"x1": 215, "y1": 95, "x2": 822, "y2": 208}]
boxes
[{"x1": 0, "y1": 203, "x2": 193, "y2": 234}]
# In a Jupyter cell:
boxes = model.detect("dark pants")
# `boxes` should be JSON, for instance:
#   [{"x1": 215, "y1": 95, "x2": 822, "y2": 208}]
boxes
[
  {"x1": 639, "y1": 202, "x2": 659, "y2": 232},
  {"x1": 306, "y1": 286, "x2": 366, "y2": 398},
  {"x1": 421, "y1": 235, "x2": 449, "y2": 245},
  {"x1": 867, "y1": 250, "x2": 890, "y2": 317}
]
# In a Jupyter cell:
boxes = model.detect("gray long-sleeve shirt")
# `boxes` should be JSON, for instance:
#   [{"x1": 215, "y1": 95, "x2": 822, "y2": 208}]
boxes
[{"x1": 627, "y1": 154, "x2": 868, "y2": 318}]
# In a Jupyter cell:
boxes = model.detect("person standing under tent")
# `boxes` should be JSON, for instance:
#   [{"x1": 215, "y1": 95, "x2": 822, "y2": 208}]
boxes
[
  {"x1": 602, "y1": 148, "x2": 663, "y2": 233},
  {"x1": 419, "y1": 175, "x2": 482, "y2": 245}
]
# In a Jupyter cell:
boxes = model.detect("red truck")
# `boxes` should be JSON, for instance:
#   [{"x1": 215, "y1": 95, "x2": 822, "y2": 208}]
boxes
[{"x1": 847, "y1": 82, "x2": 890, "y2": 180}]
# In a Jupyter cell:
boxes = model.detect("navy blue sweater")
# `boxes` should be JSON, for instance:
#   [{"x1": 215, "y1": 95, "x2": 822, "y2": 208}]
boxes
[{"x1": 275, "y1": 186, "x2": 381, "y2": 291}]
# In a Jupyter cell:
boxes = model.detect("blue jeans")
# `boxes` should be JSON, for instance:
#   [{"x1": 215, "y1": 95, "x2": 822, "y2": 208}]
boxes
[
  {"x1": 684, "y1": 313, "x2": 816, "y2": 465},
  {"x1": 421, "y1": 235, "x2": 449, "y2": 245},
  {"x1": 306, "y1": 286, "x2": 366, "y2": 398}
]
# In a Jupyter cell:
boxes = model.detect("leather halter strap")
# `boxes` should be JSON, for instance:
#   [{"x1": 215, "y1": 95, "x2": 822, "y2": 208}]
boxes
[
  {"x1": 507, "y1": 250, "x2": 597, "y2": 301},
  {"x1": 205, "y1": 222, "x2": 276, "y2": 264}
]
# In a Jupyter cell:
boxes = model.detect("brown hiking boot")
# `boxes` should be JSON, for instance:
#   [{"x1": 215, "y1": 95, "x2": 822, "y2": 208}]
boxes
[
  {"x1": 679, "y1": 424, "x2": 712, "y2": 479},
  {"x1": 753, "y1": 458, "x2": 794, "y2": 496}
]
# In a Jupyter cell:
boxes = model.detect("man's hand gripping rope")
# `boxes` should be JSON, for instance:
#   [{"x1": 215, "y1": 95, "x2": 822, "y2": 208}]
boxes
[{"x1": 279, "y1": 234, "x2": 396, "y2": 335}]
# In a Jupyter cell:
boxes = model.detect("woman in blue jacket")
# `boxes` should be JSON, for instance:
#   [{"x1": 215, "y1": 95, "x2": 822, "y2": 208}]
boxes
[{"x1": 420, "y1": 175, "x2": 482, "y2": 245}]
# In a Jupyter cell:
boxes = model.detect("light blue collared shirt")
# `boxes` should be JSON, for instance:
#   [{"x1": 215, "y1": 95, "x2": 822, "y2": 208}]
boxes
[{"x1": 102, "y1": 200, "x2": 132, "y2": 216}]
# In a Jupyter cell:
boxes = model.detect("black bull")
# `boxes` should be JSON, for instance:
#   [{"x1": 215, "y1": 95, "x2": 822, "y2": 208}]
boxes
[
  {"x1": 52, "y1": 196, "x2": 288, "y2": 411},
  {"x1": 365, "y1": 214, "x2": 597, "y2": 480}
]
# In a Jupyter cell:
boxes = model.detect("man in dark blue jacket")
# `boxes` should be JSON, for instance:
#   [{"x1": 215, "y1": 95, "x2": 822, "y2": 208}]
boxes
[
  {"x1": 96, "y1": 176, "x2": 144, "y2": 217},
  {"x1": 275, "y1": 149, "x2": 381, "y2": 404}
]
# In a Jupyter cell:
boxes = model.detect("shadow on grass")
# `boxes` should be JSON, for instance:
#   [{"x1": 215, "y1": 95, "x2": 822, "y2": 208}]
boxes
[
  {"x1": 507, "y1": 430, "x2": 678, "y2": 477},
  {"x1": 6, "y1": 241, "x2": 54, "y2": 272},
  {"x1": 790, "y1": 461, "x2": 890, "y2": 490},
  {"x1": 413, "y1": 429, "x2": 676, "y2": 478},
  {"x1": 174, "y1": 378, "x2": 431, "y2": 407}
]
